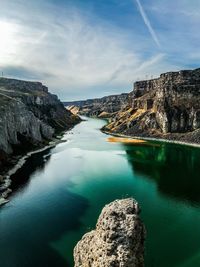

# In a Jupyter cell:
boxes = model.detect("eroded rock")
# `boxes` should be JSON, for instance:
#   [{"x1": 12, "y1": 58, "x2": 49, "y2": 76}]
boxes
[
  {"x1": 74, "y1": 198, "x2": 145, "y2": 267},
  {"x1": 64, "y1": 93, "x2": 129, "y2": 118},
  {"x1": 0, "y1": 78, "x2": 80, "y2": 164},
  {"x1": 102, "y1": 68, "x2": 200, "y2": 143},
  {"x1": 0, "y1": 77, "x2": 81, "y2": 204}
]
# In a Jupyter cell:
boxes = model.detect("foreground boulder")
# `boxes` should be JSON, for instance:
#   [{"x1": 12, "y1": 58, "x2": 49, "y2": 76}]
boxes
[{"x1": 74, "y1": 198, "x2": 145, "y2": 267}]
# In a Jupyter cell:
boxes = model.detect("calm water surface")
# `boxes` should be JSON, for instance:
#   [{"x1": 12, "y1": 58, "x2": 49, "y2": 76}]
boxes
[{"x1": 1, "y1": 117, "x2": 200, "y2": 267}]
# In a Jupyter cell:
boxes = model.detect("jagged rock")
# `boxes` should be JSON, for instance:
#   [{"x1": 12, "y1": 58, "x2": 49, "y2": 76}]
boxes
[{"x1": 74, "y1": 198, "x2": 145, "y2": 267}]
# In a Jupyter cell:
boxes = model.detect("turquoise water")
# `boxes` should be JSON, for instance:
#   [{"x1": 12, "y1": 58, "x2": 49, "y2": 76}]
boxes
[{"x1": 1, "y1": 117, "x2": 200, "y2": 267}]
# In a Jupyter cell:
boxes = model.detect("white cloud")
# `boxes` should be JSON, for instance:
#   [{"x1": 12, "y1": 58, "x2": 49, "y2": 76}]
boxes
[
  {"x1": 134, "y1": 0, "x2": 160, "y2": 48},
  {"x1": 0, "y1": 21, "x2": 20, "y2": 64},
  {"x1": 0, "y1": 0, "x2": 178, "y2": 100}
]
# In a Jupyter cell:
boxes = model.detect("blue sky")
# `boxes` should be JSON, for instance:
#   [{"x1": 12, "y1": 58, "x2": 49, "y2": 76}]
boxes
[{"x1": 0, "y1": 0, "x2": 200, "y2": 100}]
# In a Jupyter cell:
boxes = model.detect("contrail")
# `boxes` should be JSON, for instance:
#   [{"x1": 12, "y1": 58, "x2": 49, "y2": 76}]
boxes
[{"x1": 135, "y1": 0, "x2": 161, "y2": 48}]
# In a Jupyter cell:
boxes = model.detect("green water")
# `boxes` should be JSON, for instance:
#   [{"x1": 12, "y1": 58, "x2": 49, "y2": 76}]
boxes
[{"x1": 1, "y1": 117, "x2": 200, "y2": 267}]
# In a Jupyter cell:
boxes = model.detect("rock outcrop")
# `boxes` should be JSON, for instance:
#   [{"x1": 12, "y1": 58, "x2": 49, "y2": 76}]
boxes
[
  {"x1": 74, "y1": 198, "x2": 145, "y2": 267},
  {"x1": 64, "y1": 93, "x2": 129, "y2": 118},
  {"x1": 0, "y1": 77, "x2": 80, "y2": 170},
  {"x1": 102, "y1": 68, "x2": 200, "y2": 143}
]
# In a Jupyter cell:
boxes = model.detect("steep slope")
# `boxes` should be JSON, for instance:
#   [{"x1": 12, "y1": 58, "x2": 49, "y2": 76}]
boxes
[
  {"x1": 64, "y1": 93, "x2": 129, "y2": 118},
  {"x1": 0, "y1": 78, "x2": 80, "y2": 170},
  {"x1": 103, "y1": 68, "x2": 200, "y2": 143}
]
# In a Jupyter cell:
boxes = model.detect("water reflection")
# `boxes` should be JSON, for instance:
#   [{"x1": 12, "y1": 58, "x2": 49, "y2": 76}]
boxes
[
  {"x1": 1, "y1": 148, "x2": 89, "y2": 267},
  {"x1": 10, "y1": 148, "x2": 52, "y2": 193},
  {"x1": 1, "y1": 191, "x2": 89, "y2": 267},
  {"x1": 124, "y1": 142, "x2": 200, "y2": 205}
]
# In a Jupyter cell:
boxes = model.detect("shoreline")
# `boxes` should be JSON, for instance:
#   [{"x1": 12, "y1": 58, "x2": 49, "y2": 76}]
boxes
[
  {"x1": 0, "y1": 136, "x2": 67, "y2": 206},
  {"x1": 2, "y1": 117, "x2": 199, "y2": 206},
  {"x1": 84, "y1": 116, "x2": 200, "y2": 148},
  {"x1": 102, "y1": 129, "x2": 200, "y2": 148}
]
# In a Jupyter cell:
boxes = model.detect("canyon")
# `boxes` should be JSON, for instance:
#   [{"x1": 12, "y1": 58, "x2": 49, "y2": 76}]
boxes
[
  {"x1": 66, "y1": 68, "x2": 200, "y2": 144},
  {"x1": 64, "y1": 93, "x2": 129, "y2": 118},
  {"x1": 0, "y1": 77, "x2": 80, "y2": 204}
]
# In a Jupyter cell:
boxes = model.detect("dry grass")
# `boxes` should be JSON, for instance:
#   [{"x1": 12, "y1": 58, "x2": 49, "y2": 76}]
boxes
[{"x1": 107, "y1": 137, "x2": 147, "y2": 144}]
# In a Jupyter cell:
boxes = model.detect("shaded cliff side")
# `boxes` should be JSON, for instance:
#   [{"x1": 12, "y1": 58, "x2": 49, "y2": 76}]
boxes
[
  {"x1": 103, "y1": 68, "x2": 200, "y2": 143},
  {"x1": 74, "y1": 198, "x2": 145, "y2": 267},
  {"x1": 0, "y1": 77, "x2": 80, "y2": 171},
  {"x1": 64, "y1": 93, "x2": 129, "y2": 118}
]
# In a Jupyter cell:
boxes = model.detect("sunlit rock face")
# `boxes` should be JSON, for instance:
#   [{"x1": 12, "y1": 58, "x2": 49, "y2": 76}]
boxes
[
  {"x1": 74, "y1": 198, "x2": 145, "y2": 267},
  {"x1": 103, "y1": 68, "x2": 200, "y2": 143},
  {"x1": 0, "y1": 78, "x2": 80, "y2": 168}
]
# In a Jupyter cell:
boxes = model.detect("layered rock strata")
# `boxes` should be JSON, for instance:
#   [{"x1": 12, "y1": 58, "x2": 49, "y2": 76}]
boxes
[
  {"x1": 64, "y1": 93, "x2": 129, "y2": 118},
  {"x1": 0, "y1": 77, "x2": 80, "y2": 203},
  {"x1": 101, "y1": 68, "x2": 200, "y2": 143},
  {"x1": 0, "y1": 78, "x2": 80, "y2": 159}
]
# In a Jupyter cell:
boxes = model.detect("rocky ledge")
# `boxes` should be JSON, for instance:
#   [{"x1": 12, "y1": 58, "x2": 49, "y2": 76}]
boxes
[
  {"x1": 74, "y1": 198, "x2": 145, "y2": 267},
  {"x1": 0, "y1": 77, "x2": 80, "y2": 203}
]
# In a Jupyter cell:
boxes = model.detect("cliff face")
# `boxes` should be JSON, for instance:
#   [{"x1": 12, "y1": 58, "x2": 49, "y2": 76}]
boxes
[
  {"x1": 64, "y1": 93, "x2": 129, "y2": 118},
  {"x1": 74, "y1": 198, "x2": 145, "y2": 267},
  {"x1": 0, "y1": 78, "x2": 80, "y2": 169},
  {"x1": 103, "y1": 68, "x2": 200, "y2": 143}
]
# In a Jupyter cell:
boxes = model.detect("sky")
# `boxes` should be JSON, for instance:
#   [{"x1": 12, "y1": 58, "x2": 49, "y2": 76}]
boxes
[{"x1": 0, "y1": 0, "x2": 200, "y2": 100}]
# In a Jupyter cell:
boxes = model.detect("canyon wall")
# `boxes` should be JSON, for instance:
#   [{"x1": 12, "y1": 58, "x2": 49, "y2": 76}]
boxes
[
  {"x1": 64, "y1": 93, "x2": 129, "y2": 118},
  {"x1": 0, "y1": 78, "x2": 80, "y2": 170},
  {"x1": 102, "y1": 68, "x2": 200, "y2": 143},
  {"x1": 66, "y1": 68, "x2": 200, "y2": 143}
]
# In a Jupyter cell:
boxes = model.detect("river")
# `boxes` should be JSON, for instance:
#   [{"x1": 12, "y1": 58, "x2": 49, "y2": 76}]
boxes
[{"x1": 1, "y1": 117, "x2": 200, "y2": 267}]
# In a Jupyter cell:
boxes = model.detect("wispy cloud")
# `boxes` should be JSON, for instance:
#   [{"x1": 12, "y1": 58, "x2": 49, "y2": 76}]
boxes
[
  {"x1": 135, "y1": 0, "x2": 161, "y2": 48},
  {"x1": 0, "y1": 0, "x2": 181, "y2": 100}
]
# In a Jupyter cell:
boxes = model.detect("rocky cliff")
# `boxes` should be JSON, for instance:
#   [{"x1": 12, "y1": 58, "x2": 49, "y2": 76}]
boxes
[
  {"x1": 0, "y1": 78, "x2": 80, "y2": 171},
  {"x1": 64, "y1": 93, "x2": 129, "y2": 118},
  {"x1": 102, "y1": 68, "x2": 200, "y2": 144},
  {"x1": 74, "y1": 198, "x2": 145, "y2": 267}
]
